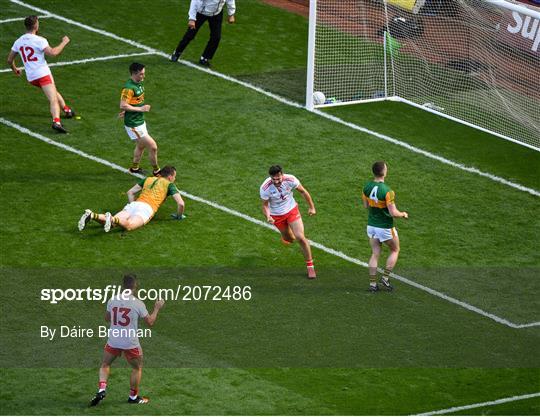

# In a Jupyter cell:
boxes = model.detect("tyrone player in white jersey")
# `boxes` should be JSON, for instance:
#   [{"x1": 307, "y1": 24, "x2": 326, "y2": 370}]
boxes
[
  {"x1": 7, "y1": 15, "x2": 75, "y2": 133},
  {"x1": 260, "y1": 165, "x2": 317, "y2": 279},
  {"x1": 90, "y1": 274, "x2": 165, "y2": 406}
]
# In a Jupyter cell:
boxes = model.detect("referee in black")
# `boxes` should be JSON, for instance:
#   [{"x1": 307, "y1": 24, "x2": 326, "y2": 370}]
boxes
[{"x1": 170, "y1": 0, "x2": 236, "y2": 67}]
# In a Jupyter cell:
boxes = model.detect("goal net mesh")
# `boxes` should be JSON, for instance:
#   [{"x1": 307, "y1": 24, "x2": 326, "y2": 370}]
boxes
[{"x1": 310, "y1": 0, "x2": 540, "y2": 150}]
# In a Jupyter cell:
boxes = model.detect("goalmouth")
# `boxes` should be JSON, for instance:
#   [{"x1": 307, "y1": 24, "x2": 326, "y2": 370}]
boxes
[{"x1": 306, "y1": 0, "x2": 540, "y2": 151}]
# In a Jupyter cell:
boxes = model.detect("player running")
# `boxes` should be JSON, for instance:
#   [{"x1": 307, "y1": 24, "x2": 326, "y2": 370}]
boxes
[
  {"x1": 90, "y1": 274, "x2": 165, "y2": 406},
  {"x1": 7, "y1": 15, "x2": 75, "y2": 133},
  {"x1": 120, "y1": 62, "x2": 160, "y2": 176},
  {"x1": 362, "y1": 161, "x2": 408, "y2": 292},
  {"x1": 260, "y1": 165, "x2": 317, "y2": 279},
  {"x1": 78, "y1": 165, "x2": 186, "y2": 232}
]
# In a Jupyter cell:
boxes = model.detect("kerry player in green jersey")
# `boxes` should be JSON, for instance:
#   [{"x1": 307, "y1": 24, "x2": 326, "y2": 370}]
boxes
[
  {"x1": 120, "y1": 63, "x2": 160, "y2": 176},
  {"x1": 362, "y1": 161, "x2": 408, "y2": 292}
]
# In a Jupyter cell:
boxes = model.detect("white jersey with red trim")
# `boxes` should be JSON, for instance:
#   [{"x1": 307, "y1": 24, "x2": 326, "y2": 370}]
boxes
[
  {"x1": 260, "y1": 174, "x2": 300, "y2": 216},
  {"x1": 11, "y1": 34, "x2": 51, "y2": 82},
  {"x1": 106, "y1": 292, "x2": 149, "y2": 349}
]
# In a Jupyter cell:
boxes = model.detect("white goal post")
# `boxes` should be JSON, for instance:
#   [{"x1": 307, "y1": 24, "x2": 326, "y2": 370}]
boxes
[{"x1": 306, "y1": 0, "x2": 540, "y2": 151}]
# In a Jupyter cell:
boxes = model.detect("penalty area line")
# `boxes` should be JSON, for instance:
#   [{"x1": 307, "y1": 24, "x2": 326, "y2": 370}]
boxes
[
  {"x1": 1, "y1": 117, "x2": 538, "y2": 330},
  {"x1": 9, "y1": 0, "x2": 540, "y2": 198},
  {"x1": 415, "y1": 391, "x2": 540, "y2": 415}
]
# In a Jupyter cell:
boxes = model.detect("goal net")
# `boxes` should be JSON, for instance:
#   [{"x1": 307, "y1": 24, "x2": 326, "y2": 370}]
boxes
[{"x1": 306, "y1": 0, "x2": 540, "y2": 151}]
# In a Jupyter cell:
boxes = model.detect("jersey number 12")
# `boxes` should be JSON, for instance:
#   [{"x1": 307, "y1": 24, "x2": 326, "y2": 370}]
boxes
[{"x1": 19, "y1": 46, "x2": 38, "y2": 63}]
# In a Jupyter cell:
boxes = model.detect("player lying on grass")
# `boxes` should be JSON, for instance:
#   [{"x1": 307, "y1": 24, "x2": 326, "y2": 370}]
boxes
[
  {"x1": 90, "y1": 274, "x2": 165, "y2": 406},
  {"x1": 7, "y1": 15, "x2": 75, "y2": 133},
  {"x1": 362, "y1": 161, "x2": 408, "y2": 292},
  {"x1": 78, "y1": 165, "x2": 185, "y2": 232},
  {"x1": 260, "y1": 165, "x2": 317, "y2": 279}
]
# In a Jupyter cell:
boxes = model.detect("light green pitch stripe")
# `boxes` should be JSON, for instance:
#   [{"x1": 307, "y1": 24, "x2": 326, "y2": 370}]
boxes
[
  {"x1": 9, "y1": 0, "x2": 540, "y2": 198},
  {"x1": 1, "y1": 117, "x2": 539, "y2": 329}
]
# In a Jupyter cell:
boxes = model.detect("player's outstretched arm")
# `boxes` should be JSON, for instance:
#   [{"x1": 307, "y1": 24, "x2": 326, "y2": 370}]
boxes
[
  {"x1": 7, "y1": 51, "x2": 20, "y2": 76},
  {"x1": 144, "y1": 299, "x2": 165, "y2": 327},
  {"x1": 44, "y1": 36, "x2": 70, "y2": 57},
  {"x1": 126, "y1": 184, "x2": 143, "y2": 202},
  {"x1": 171, "y1": 193, "x2": 186, "y2": 220},
  {"x1": 296, "y1": 185, "x2": 316, "y2": 216}
]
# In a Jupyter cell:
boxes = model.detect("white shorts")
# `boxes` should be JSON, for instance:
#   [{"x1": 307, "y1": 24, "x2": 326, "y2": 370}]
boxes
[
  {"x1": 125, "y1": 122, "x2": 148, "y2": 141},
  {"x1": 122, "y1": 201, "x2": 154, "y2": 224},
  {"x1": 366, "y1": 225, "x2": 398, "y2": 242}
]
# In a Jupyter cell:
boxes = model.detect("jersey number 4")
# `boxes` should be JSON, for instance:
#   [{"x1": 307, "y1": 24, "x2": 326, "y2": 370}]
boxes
[
  {"x1": 19, "y1": 46, "x2": 38, "y2": 63},
  {"x1": 112, "y1": 307, "x2": 131, "y2": 326},
  {"x1": 369, "y1": 186, "x2": 379, "y2": 202}
]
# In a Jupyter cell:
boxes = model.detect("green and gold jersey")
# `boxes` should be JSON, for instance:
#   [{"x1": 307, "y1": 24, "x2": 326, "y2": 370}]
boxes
[
  {"x1": 362, "y1": 181, "x2": 395, "y2": 228},
  {"x1": 137, "y1": 176, "x2": 179, "y2": 213},
  {"x1": 121, "y1": 78, "x2": 145, "y2": 128}
]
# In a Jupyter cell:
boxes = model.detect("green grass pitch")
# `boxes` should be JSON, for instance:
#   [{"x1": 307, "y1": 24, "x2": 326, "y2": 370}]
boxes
[{"x1": 0, "y1": 0, "x2": 539, "y2": 415}]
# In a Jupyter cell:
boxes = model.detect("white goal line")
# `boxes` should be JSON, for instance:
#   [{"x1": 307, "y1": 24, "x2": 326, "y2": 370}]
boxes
[
  {"x1": 415, "y1": 391, "x2": 540, "y2": 415},
  {"x1": 0, "y1": 52, "x2": 156, "y2": 74},
  {"x1": 1, "y1": 117, "x2": 538, "y2": 330},
  {"x1": 9, "y1": 0, "x2": 540, "y2": 199}
]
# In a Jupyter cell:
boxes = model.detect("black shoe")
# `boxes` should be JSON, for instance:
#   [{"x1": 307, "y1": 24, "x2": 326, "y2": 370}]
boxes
[
  {"x1": 380, "y1": 278, "x2": 394, "y2": 291},
  {"x1": 52, "y1": 121, "x2": 68, "y2": 133},
  {"x1": 170, "y1": 51, "x2": 180, "y2": 62},
  {"x1": 90, "y1": 390, "x2": 106, "y2": 407},
  {"x1": 198, "y1": 57, "x2": 210, "y2": 67},
  {"x1": 152, "y1": 169, "x2": 161, "y2": 177},
  {"x1": 368, "y1": 284, "x2": 379, "y2": 293},
  {"x1": 64, "y1": 108, "x2": 75, "y2": 118},
  {"x1": 129, "y1": 167, "x2": 145, "y2": 175},
  {"x1": 128, "y1": 395, "x2": 149, "y2": 404}
]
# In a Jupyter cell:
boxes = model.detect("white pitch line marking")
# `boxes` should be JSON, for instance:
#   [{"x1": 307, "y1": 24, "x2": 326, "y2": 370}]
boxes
[
  {"x1": 10, "y1": 0, "x2": 157, "y2": 53},
  {"x1": 0, "y1": 52, "x2": 155, "y2": 73},
  {"x1": 0, "y1": 14, "x2": 50, "y2": 24},
  {"x1": 415, "y1": 391, "x2": 540, "y2": 415},
  {"x1": 9, "y1": 0, "x2": 540, "y2": 198},
  {"x1": 1, "y1": 117, "x2": 538, "y2": 329}
]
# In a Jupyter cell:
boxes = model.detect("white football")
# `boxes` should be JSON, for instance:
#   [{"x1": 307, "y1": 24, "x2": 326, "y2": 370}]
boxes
[{"x1": 313, "y1": 91, "x2": 326, "y2": 105}]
